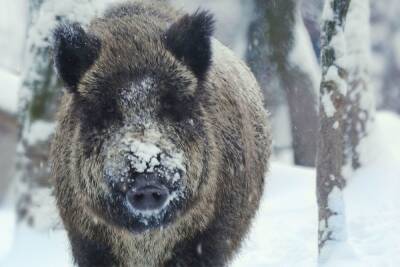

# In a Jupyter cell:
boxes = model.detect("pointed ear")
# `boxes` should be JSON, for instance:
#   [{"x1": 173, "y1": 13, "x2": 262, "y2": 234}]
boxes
[
  {"x1": 53, "y1": 22, "x2": 101, "y2": 92},
  {"x1": 164, "y1": 10, "x2": 215, "y2": 80}
]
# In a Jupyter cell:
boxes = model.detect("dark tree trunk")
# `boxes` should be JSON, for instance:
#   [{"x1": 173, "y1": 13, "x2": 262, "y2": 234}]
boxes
[
  {"x1": 246, "y1": 0, "x2": 319, "y2": 167},
  {"x1": 0, "y1": 111, "x2": 18, "y2": 203},
  {"x1": 370, "y1": 0, "x2": 400, "y2": 114},
  {"x1": 381, "y1": 52, "x2": 400, "y2": 114}
]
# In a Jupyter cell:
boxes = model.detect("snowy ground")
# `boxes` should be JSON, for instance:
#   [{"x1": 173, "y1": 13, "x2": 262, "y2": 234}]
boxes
[
  {"x1": 235, "y1": 113, "x2": 400, "y2": 267},
  {"x1": 0, "y1": 111, "x2": 399, "y2": 267}
]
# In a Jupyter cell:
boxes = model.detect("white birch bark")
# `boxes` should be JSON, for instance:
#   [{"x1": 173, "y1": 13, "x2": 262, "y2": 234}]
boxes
[
  {"x1": 317, "y1": 0, "x2": 351, "y2": 260},
  {"x1": 344, "y1": 0, "x2": 375, "y2": 169},
  {"x1": 317, "y1": 0, "x2": 375, "y2": 262},
  {"x1": 9, "y1": 0, "x2": 116, "y2": 230}
]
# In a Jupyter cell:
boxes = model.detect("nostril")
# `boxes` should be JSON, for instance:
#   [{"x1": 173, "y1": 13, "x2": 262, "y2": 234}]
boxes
[{"x1": 127, "y1": 185, "x2": 169, "y2": 211}]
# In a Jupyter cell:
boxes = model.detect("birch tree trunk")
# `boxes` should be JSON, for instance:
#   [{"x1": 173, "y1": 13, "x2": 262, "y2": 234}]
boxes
[
  {"x1": 344, "y1": 0, "x2": 375, "y2": 169},
  {"x1": 317, "y1": 0, "x2": 350, "y2": 257},
  {"x1": 317, "y1": 0, "x2": 374, "y2": 260},
  {"x1": 11, "y1": 0, "x2": 113, "y2": 230},
  {"x1": 13, "y1": 0, "x2": 61, "y2": 229},
  {"x1": 246, "y1": 0, "x2": 319, "y2": 167}
]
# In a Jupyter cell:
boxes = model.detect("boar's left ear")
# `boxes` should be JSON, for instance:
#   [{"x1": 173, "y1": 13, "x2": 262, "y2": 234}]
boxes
[
  {"x1": 164, "y1": 10, "x2": 215, "y2": 80},
  {"x1": 53, "y1": 22, "x2": 101, "y2": 92}
]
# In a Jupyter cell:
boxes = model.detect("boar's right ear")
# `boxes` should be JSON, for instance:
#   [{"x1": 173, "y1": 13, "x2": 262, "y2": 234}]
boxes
[
  {"x1": 164, "y1": 10, "x2": 215, "y2": 81},
  {"x1": 53, "y1": 22, "x2": 101, "y2": 92}
]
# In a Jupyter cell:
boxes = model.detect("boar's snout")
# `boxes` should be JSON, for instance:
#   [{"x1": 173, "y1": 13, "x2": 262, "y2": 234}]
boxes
[{"x1": 127, "y1": 173, "x2": 169, "y2": 211}]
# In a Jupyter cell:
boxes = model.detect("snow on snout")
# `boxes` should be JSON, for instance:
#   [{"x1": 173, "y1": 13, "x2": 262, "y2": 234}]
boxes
[
  {"x1": 125, "y1": 139, "x2": 161, "y2": 173},
  {"x1": 104, "y1": 128, "x2": 186, "y2": 185},
  {"x1": 124, "y1": 139, "x2": 185, "y2": 184}
]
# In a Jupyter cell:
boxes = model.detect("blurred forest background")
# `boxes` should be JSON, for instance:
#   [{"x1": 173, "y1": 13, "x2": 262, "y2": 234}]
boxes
[
  {"x1": 2, "y1": 0, "x2": 399, "y2": 213},
  {"x1": 0, "y1": 0, "x2": 400, "y2": 266}
]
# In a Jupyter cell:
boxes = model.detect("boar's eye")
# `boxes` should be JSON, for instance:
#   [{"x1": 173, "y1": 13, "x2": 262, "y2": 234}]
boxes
[
  {"x1": 161, "y1": 89, "x2": 195, "y2": 122},
  {"x1": 73, "y1": 92, "x2": 122, "y2": 132}
]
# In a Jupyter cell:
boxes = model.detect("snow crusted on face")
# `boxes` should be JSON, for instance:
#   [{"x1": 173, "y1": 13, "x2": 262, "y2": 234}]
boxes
[
  {"x1": 124, "y1": 139, "x2": 161, "y2": 173},
  {"x1": 103, "y1": 127, "x2": 187, "y2": 224},
  {"x1": 120, "y1": 129, "x2": 186, "y2": 181},
  {"x1": 104, "y1": 127, "x2": 187, "y2": 217},
  {"x1": 104, "y1": 128, "x2": 186, "y2": 181},
  {"x1": 120, "y1": 77, "x2": 155, "y2": 108},
  {"x1": 123, "y1": 131, "x2": 186, "y2": 222}
]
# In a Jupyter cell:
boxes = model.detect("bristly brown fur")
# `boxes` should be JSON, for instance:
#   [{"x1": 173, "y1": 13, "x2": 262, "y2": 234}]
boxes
[{"x1": 51, "y1": 1, "x2": 271, "y2": 266}]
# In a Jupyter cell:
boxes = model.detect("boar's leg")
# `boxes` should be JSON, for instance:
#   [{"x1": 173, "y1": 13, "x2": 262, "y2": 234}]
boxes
[{"x1": 69, "y1": 231, "x2": 118, "y2": 267}]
